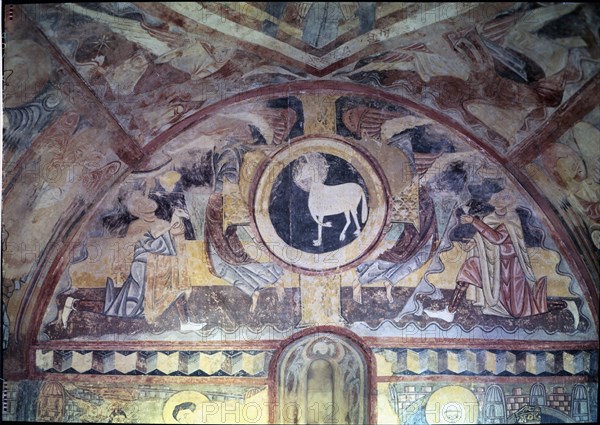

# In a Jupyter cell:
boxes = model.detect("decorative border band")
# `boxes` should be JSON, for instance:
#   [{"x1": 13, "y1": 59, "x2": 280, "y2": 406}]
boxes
[
  {"x1": 35, "y1": 348, "x2": 598, "y2": 378},
  {"x1": 374, "y1": 348, "x2": 598, "y2": 377},
  {"x1": 35, "y1": 350, "x2": 274, "y2": 377}
]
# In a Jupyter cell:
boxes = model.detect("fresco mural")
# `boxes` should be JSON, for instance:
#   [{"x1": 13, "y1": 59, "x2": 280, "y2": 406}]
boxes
[
  {"x1": 2, "y1": 2, "x2": 599, "y2": 424},
  {"x1": 526, "y1": 106, "x2": 600, "y2": 290},
  {"x1": 378, "y1": 381, "x2": 598, "y2": 425},
  {"x1": 4, "y1": 380, "x2": 270, "y2": 424},
  {"x1": 343, "y1": 2, "x2": 600, "y2": 151},
  {"x1": 3, "y1": 378, "x2": 597, "y2": 424},
  {"x1": 27, "y1": 92, "x2": 591, "y2": 343}
]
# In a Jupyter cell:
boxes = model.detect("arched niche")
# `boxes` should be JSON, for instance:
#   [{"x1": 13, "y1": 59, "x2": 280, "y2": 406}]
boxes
[{"x1": 274, "y1": 329, "x2": 372, "y2": 424}]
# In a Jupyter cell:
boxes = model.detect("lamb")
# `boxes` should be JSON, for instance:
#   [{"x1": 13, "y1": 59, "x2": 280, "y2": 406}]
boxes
[{"x1": 293, "y1": 153, "x2": 368, "y2": 247}]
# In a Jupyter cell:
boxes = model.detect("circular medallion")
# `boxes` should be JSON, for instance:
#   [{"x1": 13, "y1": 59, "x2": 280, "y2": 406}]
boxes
[{"x1": 251, "y1": 136, "x2": 388, "y2": 273}]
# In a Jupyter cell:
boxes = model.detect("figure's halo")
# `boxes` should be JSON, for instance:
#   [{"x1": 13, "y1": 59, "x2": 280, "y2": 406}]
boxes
[
  {"x1": 292, "y1": 152, "x2": 329, "y2": 191},
  {"x1": 163, "y1": 391, "x2": 210, "y2": 424}
]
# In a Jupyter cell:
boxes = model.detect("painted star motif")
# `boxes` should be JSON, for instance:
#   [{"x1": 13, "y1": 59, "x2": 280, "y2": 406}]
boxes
[{"x1": 87, "y1": 34, "x2": 113, "y2": 56}]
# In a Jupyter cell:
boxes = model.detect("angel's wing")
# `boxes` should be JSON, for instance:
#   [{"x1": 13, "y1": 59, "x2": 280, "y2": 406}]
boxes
[{"x1": 342, "y1": 106, "x2": 406, "y2": 140}]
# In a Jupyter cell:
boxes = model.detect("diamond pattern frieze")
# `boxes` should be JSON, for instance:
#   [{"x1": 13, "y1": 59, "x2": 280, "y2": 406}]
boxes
[
  {"x1": 35, "y1": 349, "x2": 274, "y2": 376},
  {"x1": 371, "y1": 349, "x2": 596, "y2": 377},
  {"x1": 92, "y1": 351, "x2": 115, "y2": 374},
  {"x1": 35, "y1": 348, "x2": 595, "y2": 377},
  {"x1": 135, "y1": 351, "x2": 158, "y2": 374},
  {"x1": 114, "y1": 351, "x2": 138, "y2": 374},
  {"x1": 178, "y1": 351, "x2": 201, "y2": 375}
]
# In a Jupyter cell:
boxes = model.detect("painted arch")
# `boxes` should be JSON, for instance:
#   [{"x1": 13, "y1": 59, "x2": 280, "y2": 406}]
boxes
[{"x1": 2, "y1": 3, "x2": 599, "y2": 424}]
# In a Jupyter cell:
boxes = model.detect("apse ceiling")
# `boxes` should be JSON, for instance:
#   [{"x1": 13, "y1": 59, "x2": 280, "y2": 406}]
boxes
[
  {"x1": 7, "y1": 2, "x2": 599, "y2": 152},
  {"x1": 156, "y1": 2, "x2": 496, "y2": 75}
]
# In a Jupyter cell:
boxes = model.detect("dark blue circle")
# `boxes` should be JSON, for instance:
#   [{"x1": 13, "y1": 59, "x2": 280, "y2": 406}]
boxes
[{"x1": 268, "y1": 153, "x2": 369, "y2": 254}]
